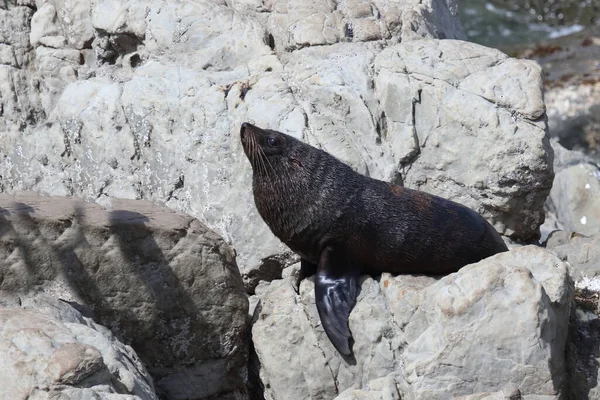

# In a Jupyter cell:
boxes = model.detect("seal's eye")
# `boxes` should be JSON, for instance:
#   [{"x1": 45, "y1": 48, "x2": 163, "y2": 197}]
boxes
[{"x1": 267, "y1": 137, "x2": 278, "y2": 147}]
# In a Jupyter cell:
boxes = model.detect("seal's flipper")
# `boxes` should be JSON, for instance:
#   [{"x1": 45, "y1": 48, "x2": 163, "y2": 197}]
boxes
[{"x1": 315, "y1": 246, "x2": 359, "y2": 356}]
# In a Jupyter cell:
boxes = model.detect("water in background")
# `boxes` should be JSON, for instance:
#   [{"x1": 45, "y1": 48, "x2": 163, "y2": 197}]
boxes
[{"x1": 460, "y1": 0, "x2": 600, "y2": 47}]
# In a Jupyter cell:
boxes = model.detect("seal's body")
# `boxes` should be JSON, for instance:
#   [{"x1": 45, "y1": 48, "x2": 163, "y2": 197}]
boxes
[{"x1": 240, "y1": 122, "x2": 508, "y2": 356}]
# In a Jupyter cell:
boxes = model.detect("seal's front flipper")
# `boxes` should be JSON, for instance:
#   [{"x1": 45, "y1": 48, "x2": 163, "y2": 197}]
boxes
[
  {"x1": 300, "y1": 258, "x2": 317, "y2": 278},
  {"x1": 315, "y1": 246, "x2": 359, "y2": 356},
  {"x1": 295, "y1": 258, "x2": 318, "y2": 292}
]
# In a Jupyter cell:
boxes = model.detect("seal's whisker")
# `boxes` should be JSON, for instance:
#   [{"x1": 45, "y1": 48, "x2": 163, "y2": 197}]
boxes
[
  {"x1": 253, "y1": 135, "x2": 277, "y2": 193},
  {"x1": 258, "y1": 145, "x2": 272, "y2": 184},
  {"x1": 248, "y1": 133, "x2": 257, "y2": 169},
  {"x1": 258, "y1": 141, "x2": 276, "y2": 178},
  {"x1": 251, "y1": 134, "x2": 268, "y2": 179},
  {"x1": 251, "y1": 134, "x2": 265, "y2": 176},
  {"x1": 249, "y1": 134, "x2": 258, "y2": 171}
]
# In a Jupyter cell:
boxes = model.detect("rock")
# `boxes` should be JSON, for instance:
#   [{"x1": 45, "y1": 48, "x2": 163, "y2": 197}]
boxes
[
  {"x1": 402, "y1": 247, "x2": 571, "y2": 399},
  {"x1": 0, "y1": 293, "x2": 157, "y2": 400},
  {"x1": 251, "y1": 246, "x2": 572, "y2": 399},
  {"x1": 0, "y1": 192, "x2": 249, "y2": 400},
  {"x1": 547, "y1": 162, "x2": 600, "y2": 236},
  {"x1": 248, "y1": 0, "x2": 465, "y2": 53},
  {"x1": 373, "y1": 40, "x2": 550, "y2": 240},
  {"x1": 0, "y1": 2, "x2": 44, "y2": 136},
  {"x1": 30, "y1": 3, "x2": 62, "y2": 48},
  {"x1": 333, "y1": 375, "x2": 401, "y2": 400},
  {"x1": 335, "y1": 378, "x2": 558, "y2": 400},
  {"x1": 335, "y1": 379, "x2": 556, "y2": 400},
  {"x1": 544, "y1": 231, "x2": 600, "y2": 400},
  {"x1": 546, "y1": 230, "x2": 600, "y2": 280},
  {"x1": 0, "y1": 0, "x2": 551, "y2": 290},
  {"x1": 539, "y1": 141, "x2": 596, "y2": 243},
  {"x1": 539, "y1": 209, "x2": 563, "y2": 245},
  {"x1": 550, "y1": 139, "x2": 596, "y2": 173}
]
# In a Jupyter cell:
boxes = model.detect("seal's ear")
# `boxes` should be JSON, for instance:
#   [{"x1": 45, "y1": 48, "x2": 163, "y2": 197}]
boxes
[{"x1": 315, "y1": 246, "x2": 360, "y2": 356}]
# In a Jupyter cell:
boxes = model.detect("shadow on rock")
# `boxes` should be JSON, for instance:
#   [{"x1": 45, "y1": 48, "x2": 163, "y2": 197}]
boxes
[
  {"x1": 105, "y1": 210, "x2": 203, "y2": 368},
  {"x1": 565, "y1": 289, "x2": 600, "y2": 399},
  {"x1": 0, "y1": 195, "x2": 249, "y2": 400}
]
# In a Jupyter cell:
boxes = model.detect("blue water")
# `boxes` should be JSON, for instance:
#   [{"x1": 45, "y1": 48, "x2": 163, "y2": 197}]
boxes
[{"x1": 459, "y1": 1, "x2": 590, "y2": 47}]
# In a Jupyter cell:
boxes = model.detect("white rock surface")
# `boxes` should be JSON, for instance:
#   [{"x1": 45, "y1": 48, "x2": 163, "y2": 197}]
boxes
[
  {"x1": 335, "y1": 381, "x2": 557, "y2": 400},
  {"x1": 0, "y1": 294, "x2": 157, "y2": 400},
  {"x1": 0, "y1": 0, "x2": 552, "y2": 292},
  {"x1": 251, "y1": 246, "x2": 572, "y2": 399}
]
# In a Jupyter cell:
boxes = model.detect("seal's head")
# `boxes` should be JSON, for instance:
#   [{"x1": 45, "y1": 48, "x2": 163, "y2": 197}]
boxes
[{"x1": 240, "y1": 122, "x2": 305, "y2": 176}]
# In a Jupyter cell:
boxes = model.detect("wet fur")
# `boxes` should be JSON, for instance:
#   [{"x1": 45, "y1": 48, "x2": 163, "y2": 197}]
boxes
[{"x1": 240, "y1": 122, "x2": 508, "y2": 355}]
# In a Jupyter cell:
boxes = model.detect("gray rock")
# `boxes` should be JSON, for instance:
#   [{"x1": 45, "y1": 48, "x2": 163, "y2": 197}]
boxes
[
  {"x1": 0, "y1": 293, "x2": 157, "y2": 400},
  {"x1": 0, "y1": 192, "x2": 249, "y2": 400},
  {"x1": 547, "y1": 162, "x2": 600, "y2": 236},
  {"x1": 0, "y1": 2, "x2": 44, "y2": 136},
  {"x1": 539, "y1": 209, "x2": 563, "y2": 245},
  {"x1": 373, "y1": 40, "x2": 551, "y2": 240},
  {"x1": 243, "y1": 0, "x2": 465, "y2": 53},
  {"x1": 335, "y1": 378, "x2": 559, "y2": 400},
  {"x1": 333, "y1": 375, "x2": 401, "y2": 400},
  {"x1": 550, "y1": 139, "x2": 596, "y2": 173},
  {"x1": 0, "y1": 0, "x2": 551, "y2": 291},
  {"x1": 401, "y1": 246, "x2": 571, "y2": 399},
  {"x1": 335, "y1": 380, "x2": 556, "y2": 400},
  {"x1": 251, "y1": 246, "x2": 572, "y2": 399},
  {"x1": 546, "y1": 230, "x2": 600, "y2": 280}
]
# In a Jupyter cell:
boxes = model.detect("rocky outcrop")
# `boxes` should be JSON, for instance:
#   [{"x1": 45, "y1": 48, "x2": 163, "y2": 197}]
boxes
[
  {"x1": 543, "y1": 140, "x2": 600, "y2": 238},
  {"x1": 251, "y1": 246, "x2": 572, "y2": 399},
  {"x1": 0, "y1": 293, "x2": 157, "y2": 400},
  {"x1": 546, "y1": 230, "x2": 600, "y2": 280},
  {"x1": 0, "y1": 0, "x2": 552, "y2": 292},
  {"x1": 336, "y1": 382, "x2": 557, "y2": 400},
  {"x1": 0, "y1": 192, "x2": 249, "y2": 400},
  {"x1": 547, "y1": 162, "x2": 600, "y2": 237}
]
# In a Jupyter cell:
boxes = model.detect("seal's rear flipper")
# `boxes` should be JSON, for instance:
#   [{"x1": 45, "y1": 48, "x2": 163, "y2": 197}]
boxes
[{"x1": 315, "y1": 246, "x2": 359, "y2": 356}]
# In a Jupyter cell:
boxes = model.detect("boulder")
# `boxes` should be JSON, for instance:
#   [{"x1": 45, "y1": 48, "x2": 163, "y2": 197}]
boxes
[
  {"x1": 539, "y1": 140, "x2": 598, "y2": 242},
  {"x1": 0, "y1": 0, "x2": 552, "y2": 292},
  {"x1": 399, "y1": 246, "x2": 570, "y2": 399},
  {"x1": 0, "y1": 293, "x2": 157, "y2": 400},
  {"x1": 546, "y1": 230, "x2": 600, "y2": 280},
  {"x1": 547, "y1": 162, "x2": 600, "y2": 237},
  {"x1": 0, "y1": 192, "x2": 249, "y2": 400},
  {"x1": 251, "y1": 246, "x2": 572, "y2": 399},
  {"x1": 333, "y1": 375, "x2": 402, "y2": 400},
  {"x1": 373, "y1": 40, "x2": 550, "y2": 240}
]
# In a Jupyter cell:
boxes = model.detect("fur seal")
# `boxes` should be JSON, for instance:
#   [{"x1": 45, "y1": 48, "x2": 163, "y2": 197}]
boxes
[{"x1": 240, "y1": 122, "x2": 508, "y2": 356}]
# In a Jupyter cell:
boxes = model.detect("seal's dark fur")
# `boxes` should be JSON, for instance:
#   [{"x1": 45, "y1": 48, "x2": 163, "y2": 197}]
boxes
[{"x1": 241, "y1": 122, "x2": 508, "y2": 356}]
